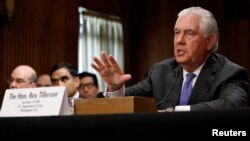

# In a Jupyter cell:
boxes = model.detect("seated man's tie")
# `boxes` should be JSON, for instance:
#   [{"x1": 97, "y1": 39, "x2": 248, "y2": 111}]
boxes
[{"x1": 179, "y1": 73, "x2": 196, "y2": 105}]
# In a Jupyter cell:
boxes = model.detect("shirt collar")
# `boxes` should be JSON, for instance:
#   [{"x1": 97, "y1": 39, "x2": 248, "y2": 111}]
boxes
[
  {"x1": 71, "y1": 92, "x2": 80, "y2": 99},
  {"x1": 183, "y1": 62, "x2": 205, "y2": 78}
]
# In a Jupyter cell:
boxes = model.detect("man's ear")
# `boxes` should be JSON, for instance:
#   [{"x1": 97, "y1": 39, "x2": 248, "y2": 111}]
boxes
[
  {"x1": 206, "y1": 33, "x2": 216, "y2": 50},
  {"x1": 74, "y1": 76, "x2": 80, "y2": 87}
]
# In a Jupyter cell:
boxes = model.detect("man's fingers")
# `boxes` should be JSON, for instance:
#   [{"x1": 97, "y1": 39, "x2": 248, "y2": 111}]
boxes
[
  {"x1": 109, "y1": 55, "x2": 123, "y2": 74},
  {"x1": 92, "y1": 57, "x2": 105, "y2": 72},
  {"x1": 91, "y1": 63, "x2": 100, "y2": 72},
  {"x1": 92, "y1": 51, "x2": 121, "y2": 74},
  {"x1": 101, "y1": 52, "x2": 112, "y2": 69},
  {"x1": 120, "y1": 74, "x2": 132, "y2": 83}
]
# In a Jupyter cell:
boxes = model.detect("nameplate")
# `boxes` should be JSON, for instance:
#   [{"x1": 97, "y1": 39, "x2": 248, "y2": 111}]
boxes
[{"x1": 0, "y1": 86, "x2": 71, "y2": 117}]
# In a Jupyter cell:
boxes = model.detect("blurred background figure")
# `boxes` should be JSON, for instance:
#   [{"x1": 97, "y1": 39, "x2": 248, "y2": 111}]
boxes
[
  {"x1": 78, "y1": 71, "x2": 104, "y2": 99},
  {"x1": 8, "y1": 65, "x2": 37, "y2": 89},
  {"x1": 37, "y1": 74, "x2": 52, "y2": 87},
  {"x1": 50, "y1": 62, "x2": 80, "y2": 98},
  {"x1": 50, "y1": 62, "x2": 80, "y2": 114}
]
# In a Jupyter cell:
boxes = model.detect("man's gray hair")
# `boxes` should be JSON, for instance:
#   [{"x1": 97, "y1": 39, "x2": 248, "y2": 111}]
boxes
[{"x1": 176, "y1": 6, "x2": 219, "y2": 51}]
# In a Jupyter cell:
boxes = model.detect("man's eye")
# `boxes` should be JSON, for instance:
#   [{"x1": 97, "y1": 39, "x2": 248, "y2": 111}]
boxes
[
  {"x1": 61, "y1": 76, "x2": 69, "y2": 82},
  {"x1": 16, "y1": 79, "x2": 25, "y2": 83},
  {"x1": 186, "y1": 31, "x2": 194, "y2": 35},
  {"x1": 174, "y1": 30, "x2": 180, "y2": 35}
]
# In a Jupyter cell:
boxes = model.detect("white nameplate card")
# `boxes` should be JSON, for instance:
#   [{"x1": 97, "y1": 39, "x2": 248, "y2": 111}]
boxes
[{"x1": 0, "y1": 86, "x2": 71, "y2": 117}]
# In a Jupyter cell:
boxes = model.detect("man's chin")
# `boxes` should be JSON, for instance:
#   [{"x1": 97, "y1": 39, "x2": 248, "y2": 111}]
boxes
[{"x1": 176, "y1": 58, "x2": 187, "y2": 64}]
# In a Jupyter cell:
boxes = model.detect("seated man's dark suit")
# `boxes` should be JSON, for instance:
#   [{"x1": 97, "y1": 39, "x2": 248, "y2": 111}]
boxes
[{"x1": 125, "y1": 53, "x2": 249, "y2": 111}]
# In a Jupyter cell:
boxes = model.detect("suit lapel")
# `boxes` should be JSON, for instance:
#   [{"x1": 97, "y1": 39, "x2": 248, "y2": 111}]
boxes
[
  {"x1": 165, "y1": 66, "x2": 183, "y2": 107},
  {"x1": 189, "y1": 55, "x2": 217, "y2": 104}
]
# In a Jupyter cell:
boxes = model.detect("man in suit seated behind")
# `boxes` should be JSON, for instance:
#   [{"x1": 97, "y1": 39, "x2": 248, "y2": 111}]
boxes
[
  {"x1": 8, "y1": 65, "x2": 37, "y2": 89},
  {"x1": 78, "y1": 71, "x2": 104, "y2": 99}
]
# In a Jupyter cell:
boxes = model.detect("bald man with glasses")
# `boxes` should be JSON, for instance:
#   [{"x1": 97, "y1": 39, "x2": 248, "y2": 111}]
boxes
[{"x1": 8, "y1": 65, "x2": 37, "y2": 89}]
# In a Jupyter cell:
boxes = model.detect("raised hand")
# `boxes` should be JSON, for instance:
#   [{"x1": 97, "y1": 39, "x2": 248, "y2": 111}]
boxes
[{"x1": 91, "y1": 51, "x2": 132, "y2": 91}]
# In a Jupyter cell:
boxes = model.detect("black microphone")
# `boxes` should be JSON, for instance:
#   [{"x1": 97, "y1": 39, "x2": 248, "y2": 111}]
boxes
[{"x1": 157, "y1": 70, "x2": 180, "y2": 109}]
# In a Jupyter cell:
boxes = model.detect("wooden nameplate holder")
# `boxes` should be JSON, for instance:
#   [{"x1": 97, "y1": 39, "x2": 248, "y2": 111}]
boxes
[{"x1": 74, "y1": 96, "x2": 157, "y2": 115}]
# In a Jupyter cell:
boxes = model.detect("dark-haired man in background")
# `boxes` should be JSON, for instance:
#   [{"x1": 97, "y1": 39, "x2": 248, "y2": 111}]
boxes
[
  {"x1": 50, "y1": 62, "x2": 80, "y2": 114},
  {"x1": 50, "y1": 62, "x2": 80, "y2": 99},
  {"x1": 78, "y1": 71, "x2": 104, "y2": 99}
]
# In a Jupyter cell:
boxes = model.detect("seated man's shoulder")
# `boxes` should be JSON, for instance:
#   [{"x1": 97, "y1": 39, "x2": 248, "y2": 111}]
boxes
[{"x1": 215, "y1": 53, "x2": 248, "y2": 76}]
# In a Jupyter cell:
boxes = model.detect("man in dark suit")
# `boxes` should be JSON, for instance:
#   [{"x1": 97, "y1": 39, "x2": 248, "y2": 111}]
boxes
[
  {"x1": 78, "y1": 71, "x2": 104, "y2": 99},
  {"x1": 91, "y1": 7, "x2": 249, "y2": 111},
  {"x1": 50, "y1": 62, "x2": 80, "y2": 99},
  {"x1": 50, "y1": 62, "x2": 80, "y2": 114}
]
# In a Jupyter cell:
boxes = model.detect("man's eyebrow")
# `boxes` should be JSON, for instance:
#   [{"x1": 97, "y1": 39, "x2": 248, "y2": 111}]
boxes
[
  {"x1": 174, "y1": 27, "x2": 194, "y2": 31},
  {"x1": 60, "y1": 76, "x2": 69, "y2": 79},
  {"x1": 51, "y1": 75, "x2": 68, "y2": 81},
  {"x1": 184, "y1": 28, "x2": 192, "y2": 31}
]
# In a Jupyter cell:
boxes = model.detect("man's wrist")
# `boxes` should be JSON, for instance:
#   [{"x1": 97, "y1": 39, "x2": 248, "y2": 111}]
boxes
[{"x1": 158, "y1": 107, "x2": 175, "y2": 112}]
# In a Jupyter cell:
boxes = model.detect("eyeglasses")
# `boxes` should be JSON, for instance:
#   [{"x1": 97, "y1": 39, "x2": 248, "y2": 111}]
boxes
[
  {"x1": 7, "y1": 78, "x2": 27, "y2": 84},
  {"x1": 78, "y1": 83, "x2": 95, "y2": 89}
]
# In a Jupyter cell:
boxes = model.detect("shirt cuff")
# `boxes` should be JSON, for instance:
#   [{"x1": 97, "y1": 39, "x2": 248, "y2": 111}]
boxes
[
  {"x1": 174, "y1": 105, "x2": 190, "y2": 112},
  {"x1": 104, "y1": 85, "x2": 125, "y2": 98}
]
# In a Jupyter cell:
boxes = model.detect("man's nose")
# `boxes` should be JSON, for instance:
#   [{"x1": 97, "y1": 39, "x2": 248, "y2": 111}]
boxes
[
  {"x1": 9, "y1": 81, "x2": 17, "y2": 88},
  {"x1": 176, "y1": 33, "x2": 185, "y2": 43},
  {"x1": 84, "y1": 86, "x2": 90, "y2": 91},
  {"x1": 57, "y1": 81, "x2": 65, "y2": 86}
]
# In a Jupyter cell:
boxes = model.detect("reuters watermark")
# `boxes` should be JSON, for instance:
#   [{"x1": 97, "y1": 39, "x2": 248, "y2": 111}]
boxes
[{"x1": 212, "y1": 129, "x2": 246, "y2": 136}]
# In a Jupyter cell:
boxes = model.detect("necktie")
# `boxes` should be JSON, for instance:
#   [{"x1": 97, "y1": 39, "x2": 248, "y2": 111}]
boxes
[{"x1": 179, "y1": 73, "x2": 196, "y2": 105}]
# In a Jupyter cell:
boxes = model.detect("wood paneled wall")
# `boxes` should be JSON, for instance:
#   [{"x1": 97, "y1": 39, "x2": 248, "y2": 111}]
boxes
[{"x1": 0, "y1": 0, "x2": 79, "y2": 104}]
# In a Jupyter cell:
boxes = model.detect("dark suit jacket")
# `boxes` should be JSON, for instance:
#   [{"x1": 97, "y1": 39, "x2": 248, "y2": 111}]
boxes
[
  {"x1": 97, "y1": 92, "x2": 105, "y2": 98},
  {"x1": 125, "y1": 53, "x2": 249, "y2": 111}
]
